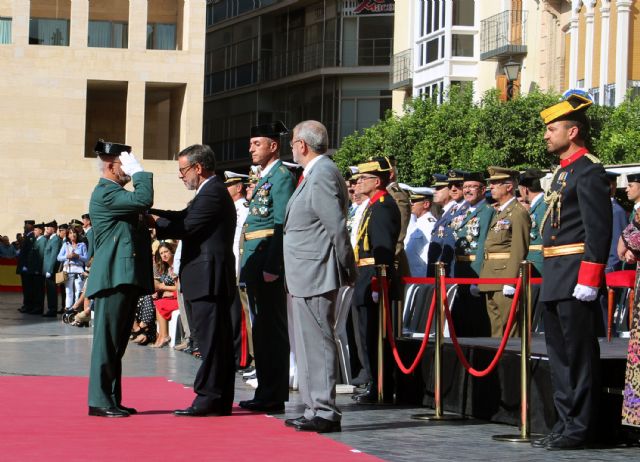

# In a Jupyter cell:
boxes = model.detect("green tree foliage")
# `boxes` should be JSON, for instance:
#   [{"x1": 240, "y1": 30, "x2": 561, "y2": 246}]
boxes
[{"x1": 333, "y1": 86, "x2": 637, "y2": 186}]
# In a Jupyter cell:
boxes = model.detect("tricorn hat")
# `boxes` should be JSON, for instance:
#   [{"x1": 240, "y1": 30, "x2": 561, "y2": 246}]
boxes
[
  {"x1": 519, "y1": 168, "x2": 546, "y2": 188},
  {"x1": 540, "y1": 91, "x2": 593, "y2": 125},
  {"x1": 250, "y1": 121, "x2": 289, "y2": 139},
  {"x1": 463, "y1": 171, "x2": 485, "y2": 183},
  {"x1": 94, "y1": 139, "x2": 131, "y2": 156}
]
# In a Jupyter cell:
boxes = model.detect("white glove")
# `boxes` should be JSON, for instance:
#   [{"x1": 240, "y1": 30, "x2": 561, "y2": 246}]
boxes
[
  {"x1": 572, "y1": 284, "x2": 598, "y2": 302},
  {"x1": 22, "y1": 266, "x2": 28, "y2": 272},
  {"x1": 469, "y1": 284, "x2": 480, "y2": 297},
  {"x1": 45, "y1": 272, "x2": 51, "y2": 278},
  {"x1": 119, "y1": 151, "x2": 144, "y2": 176},
  {"x1": 372, "y1": 291, "x2": 379, "y2": 303},
  {"x1": 503, "y1": 285, "x2": 516, "y2": 297}
]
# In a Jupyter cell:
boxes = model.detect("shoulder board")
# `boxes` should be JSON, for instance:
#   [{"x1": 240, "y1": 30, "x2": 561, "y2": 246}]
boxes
[
  {"x1": 278, "y1": 166, "x2": 288, "y2": 174},
  {"x1": 585, "y1": 153, "x2": 601, "y2": 164},
  {"x1": 388, "y1": 184, "x2": 400, "y2": 193}
]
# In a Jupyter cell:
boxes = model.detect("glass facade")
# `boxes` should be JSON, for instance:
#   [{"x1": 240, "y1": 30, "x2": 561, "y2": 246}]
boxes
[
  {"x1": 206, "y1": 0, "x2": 281, "y2": 27},
  {"x1": 29, "y1": 19, "x2": 69, "y2": 46},
  {"x1": 147, "y1": 23, "x2": 176, "y2": 50},
  {"x1": 0, "y1": 17, "x2": 10, "y2": 44},
  {"x1": 89, "y1": 21, "x2": 128, "y2": 48}
]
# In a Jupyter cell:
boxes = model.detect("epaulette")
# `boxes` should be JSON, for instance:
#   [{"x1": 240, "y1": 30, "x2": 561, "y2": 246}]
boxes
[
  {"x1": 380, "y1": 196, "x2": 385, "y2": 202},
  {"x1": 389, "y1": 184, "x2": 400, "y2": 193},
  {"x1": 585, "y1": 153, "x2": 601, "y2": 164},
  {"x1": 278, "y1": 166, "x2": 288, "y2": 174}
]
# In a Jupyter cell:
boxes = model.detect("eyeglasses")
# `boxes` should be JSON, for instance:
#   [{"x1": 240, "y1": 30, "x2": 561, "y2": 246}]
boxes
[
  {"x1": 178, "y1": 164, "x2": 195, "y2": 176},
  {"x1": 289, "y1": 139, "x2": 303, "y2": 149},
  {"x1": 463, "y1": 185, "x2": 482, "y2": 190},
  {"x1": 356, "y1": 175, "x2": 379, "y2": 183}
]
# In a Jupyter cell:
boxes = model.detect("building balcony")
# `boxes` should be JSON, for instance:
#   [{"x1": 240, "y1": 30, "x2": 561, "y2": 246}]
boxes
[
  {"x1": 480, "y1": 10, "x2": 527, "y2": 61},
  {"x1": 390, "y1": 49, "x2": 412, "y2": 90}
]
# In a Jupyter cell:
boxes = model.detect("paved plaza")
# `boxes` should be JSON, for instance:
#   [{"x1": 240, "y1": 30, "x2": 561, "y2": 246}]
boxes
[{"x1": 1, "y1": 292, "x2": 638, "y2": 461}]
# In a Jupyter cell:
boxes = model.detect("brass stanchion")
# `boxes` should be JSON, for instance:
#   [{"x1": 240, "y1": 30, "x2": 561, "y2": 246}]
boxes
[
  {"x1": 493, "y1": 261, "x2": 542, "y2": 442},
  {"x1": 376, "y1": 264, "x2": 388, "y2": 403},
  {"x1": 411, "y1": 262, "x2": 464, "y2": 421}
]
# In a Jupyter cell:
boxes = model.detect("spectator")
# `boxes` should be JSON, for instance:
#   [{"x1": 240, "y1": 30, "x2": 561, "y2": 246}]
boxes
[
  {"x1": 150, "y1": 241, "x2": 179, "y2": 348},
  {"x1": 0, "y1": 235, "x2": 17, "y2": 258},
  {"x1": 57, "y1": 226, "x2": 89, "y2": 313}
]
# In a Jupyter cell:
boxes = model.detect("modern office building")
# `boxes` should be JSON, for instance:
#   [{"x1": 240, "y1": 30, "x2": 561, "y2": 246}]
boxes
[
  {"x1": 0, "y1": 0, "x2": 204, "y2": 234},
  {"x1": 203, "y1": 0, "x2": 395, "y2": 168}
]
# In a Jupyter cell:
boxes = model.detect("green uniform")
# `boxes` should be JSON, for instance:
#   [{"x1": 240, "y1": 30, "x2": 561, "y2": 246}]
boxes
[
  {"x1": 240, "y1": 160, "x2": 294, "y2": 404},
  {"x1": 86, "y1": 172, "x2": 154, "y2": 409},
  {"x1": 526, "y1": 194, "x2": 547, "y2": 276},
  {"x1": 27, "y1": 235, "x2": 47, "y2": 313},
  {"x1": 43, "y1": 234, "x2": 63, "y2": 314}
]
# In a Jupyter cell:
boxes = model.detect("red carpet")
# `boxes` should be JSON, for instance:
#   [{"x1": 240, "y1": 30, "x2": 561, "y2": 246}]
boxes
[{"x1": 0, "y1": 377, "x2": 382, "y2": 461}]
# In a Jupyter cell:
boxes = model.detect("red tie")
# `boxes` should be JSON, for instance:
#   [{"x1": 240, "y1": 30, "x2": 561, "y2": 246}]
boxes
[{"x1": 297, "y1": 174, "x2": 304, "y2": 187}]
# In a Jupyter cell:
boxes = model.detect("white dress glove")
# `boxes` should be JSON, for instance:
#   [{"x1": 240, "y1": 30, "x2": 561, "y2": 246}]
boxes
[
  {"x1": 45, "y1": 272, "x2": 51, "y2": 278},
  {"x1": 572, "y1": 284, "x2": 598, "y2": 302},
  {"x1": 119, "y1": 151, "x2": 144, "y2": 176},
  {"x1": 372, "y1": 291, "x2": 379, "y2": 303},
  {"x1": 503, "y1": 285, "x2": 516, "y2": 297},
  {"x1": 469, "y1": 284, "x2": 480, "y2": 297}
]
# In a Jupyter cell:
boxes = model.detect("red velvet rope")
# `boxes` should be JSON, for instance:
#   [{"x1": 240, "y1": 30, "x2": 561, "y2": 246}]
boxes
[
  {"x1": 441, "y1": 274, "x2": 522, "y2": 377},
  {"x1": 403, "y1": 277, "x2": 542, "y2": 285},
  {"x1": 381, "y1": 276, "x2": 436, "y2": 375}
]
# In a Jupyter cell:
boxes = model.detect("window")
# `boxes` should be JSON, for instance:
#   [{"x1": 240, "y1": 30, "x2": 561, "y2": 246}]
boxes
[
  {"x1": 420, "y1": 0, "x2": 445, "y2": 37},
  {"x1": 452, "y1": 0, "x2": 474, "y2": 26},
  {"x1": 84, "y1": 81, "x2": 128, "y2": 158},
  {"x1": 417, "y1": 81, "x2": 444, "y2": 104},
  {"x1": 29, "y1": 0, "x2": 70, "y2": 46},
  {"x1": 0, "y1": 17, "x2": 10, "y2": 44},
  {"x1": 207, "y1": 0, "x2": 280, "y2": 26},
  {"x1": 89, "y1": 21, "x2": 128, "y2": 48},
  {"x1": 452, "y1": 34, "x2": 474, "y2": 57},
  {"x1": 147, "y1": 23, "x2": 176, "y2": 50}
]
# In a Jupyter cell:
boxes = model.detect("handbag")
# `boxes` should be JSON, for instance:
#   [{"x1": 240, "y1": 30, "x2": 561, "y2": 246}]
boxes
[{"x1": 55, "y1": 271, "x2": 68, "y2": 285}]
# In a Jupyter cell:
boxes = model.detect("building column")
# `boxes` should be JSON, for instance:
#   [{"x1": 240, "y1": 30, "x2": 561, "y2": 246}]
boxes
[
  {"x1": 599, "y1": 0, "x2": 611, "y2": 105},
  {"x1": 584, "y1": 1, "x2": 596, "y2": 92},
  {"x1": 568, "y1": 3, "x2": 580, "y2": 89},
  {"x1": 443, "y1": 0, "x2": 452, "y2": 93},
  {"x1": 129, "y1": 0, "x2": 148, "y2": 51},
  {"x1": 126, "y1": 80, "x2": 145, "y2": 153},
  {"x1": 70, "y1": 0, "x2": 88, "y2": 48},
  {"x1": 615, "y1": 0, "x2": 632, "y2": 105},
  {"x1": 11, "y1": 0, "x2": 29, "y2": 46}
]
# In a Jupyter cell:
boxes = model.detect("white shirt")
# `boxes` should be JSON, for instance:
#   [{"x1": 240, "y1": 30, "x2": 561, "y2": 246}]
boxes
[
  {"x1": 350, "y1": 199, "x2": 370, "y2": 248},
  {"x1": 529, "y1": 193, "x2": 543, "y2": 209},
  {"x1": 302, "y1": 155, "x2": 323, "y2": 176},
  {"x1": 498, "y1": 197, "x2": 516, "y2": 212},
  {"x1": 195, "y1": 176, "x2": 213, "y2": 196},
  {"x1": 405, "y1": 211, "x2": 437, "y2": 277},
  {"x1": 259, "y1": 159, "x2": 278, "y2": 178}
]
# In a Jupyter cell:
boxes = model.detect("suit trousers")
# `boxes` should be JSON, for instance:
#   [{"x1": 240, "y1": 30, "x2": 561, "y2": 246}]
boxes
[
  {"x1": 246, "y1": 278, "x2": 290, "y2": 403},
  {"x1": 31, "y1": 274, "x2": 45, "y2": 313},
  {"x1": 189, "y1": 294, "x2": 235, "y2": 412},
  {"x1": 230, "y1": 287, "x2": 249, "y2": 368},
  {"x1": 485, "y1": 291, "x2": 518, "y2": 338},
  {"x1": 353, "y1": 301, "x2": 378, "y2": 386},
  {"x1": 291, "y1": 290, "x2": 341, "y2": 422},
  {"x1": 45, "y1": 276, "x2": 58, "y2": 313},
  {"x1": 542, "y1": 298, "x2": 601, "y2": 442},
  {"x1": 239, "y1": 286, "x2": 254, "y2": 362},
  {"x1": 88, "y1": 285, "x2": 139, "y2": 408}
]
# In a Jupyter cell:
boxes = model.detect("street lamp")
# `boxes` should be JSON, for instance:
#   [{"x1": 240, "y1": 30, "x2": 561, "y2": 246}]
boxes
[{"x1": 503, "y1": 59, "x2": 521, "y2": 100}]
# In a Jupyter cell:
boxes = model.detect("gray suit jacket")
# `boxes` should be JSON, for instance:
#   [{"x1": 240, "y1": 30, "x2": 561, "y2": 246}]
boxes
[{"x1": 283, "y1": 155, "x2": 356, "y2": 298}]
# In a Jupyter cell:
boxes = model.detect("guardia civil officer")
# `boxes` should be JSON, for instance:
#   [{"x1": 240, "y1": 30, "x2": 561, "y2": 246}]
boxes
[
  {"x1": 239, "y1": 121, "x2": 295, "y2": 413},
  {"x1": 532, "y1": 92, "x2": 611, "y2": 450}
]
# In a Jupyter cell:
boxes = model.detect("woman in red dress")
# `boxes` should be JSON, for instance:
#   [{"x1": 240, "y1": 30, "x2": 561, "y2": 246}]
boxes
[{"x1": 151, "y1": 241, "x2": 179, "y2": 348}]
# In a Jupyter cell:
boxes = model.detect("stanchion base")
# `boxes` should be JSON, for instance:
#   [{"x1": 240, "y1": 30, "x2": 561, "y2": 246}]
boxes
[
  {"x1": 492, "y1": 433, "x2": 543, "y2": 443},
  {"x1": 410, "y1": 412, "x2": 466, "y2": 421}
]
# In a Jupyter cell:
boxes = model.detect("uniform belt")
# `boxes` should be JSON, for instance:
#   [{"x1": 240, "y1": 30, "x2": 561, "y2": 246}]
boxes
[
  {"x1": 528, "y1": 244, "x2": 543, "y2": 251},
  {"x1": 244, "y1": 229, "x2": 274, "y2": 240},
  {"x1": 543, "y1": 242, "x2": 585, "y2": 258},
  {"x1": 357, "y1": 257, "x2": 376, "y2": 267},
  {"x1": 456, "y1": 255, "x2": 476, "y2": 262},
  {"x1": 485, "y1": 252, "x2": 510, "y2": 260}
]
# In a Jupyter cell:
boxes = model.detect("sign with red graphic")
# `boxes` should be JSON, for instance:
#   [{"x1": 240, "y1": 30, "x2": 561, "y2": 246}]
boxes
[{"x1": 353, "y1": 0, "x2": 395, "y2": 15}]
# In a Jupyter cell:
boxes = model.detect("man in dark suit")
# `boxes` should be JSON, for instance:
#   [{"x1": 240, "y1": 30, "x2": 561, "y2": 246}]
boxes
[
  {"x1": 42, "y1": 220, "x2": 62, "y2": 317},
  {"x1": 17, "y1": 220, "x2": 35, "y2": 313},
  {"x1": 150, "y1": 144, "x2": 237, "y2": 417},
  {"x1": 86, "y1": 141, "x2": 154, "y2": 417},
  {"x1": 283, "y1": 120, "x2": 356, "y2": 432},
  {"x1": 532, "y1": 93, "x2": 611, "y2": 450},
  {"x1": 26, "y1": 222, "x2": 47, "y2": 315}
]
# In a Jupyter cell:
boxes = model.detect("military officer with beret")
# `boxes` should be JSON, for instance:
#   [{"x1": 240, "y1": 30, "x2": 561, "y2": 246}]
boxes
[
  {"x1": 532, "y1": 92, "x2": 611, "y2": 450},
  {"x1": 351, "y1": 156, "x2": 401, "y2": 404},
  {"x1": 42, "y1": 220, "x2": 63, "y2": 317},
  {"x1": 451, "y1": 172, "x2": 494, "y2": 337},
  {"x1": 478, "y1": 167, "x2": 531, "y2": 338},
  {"x1": 239, "y1": 121, "x2": 295, "y2": 413},
  {"x1": 427, "y1": 171, "x2": 467, "y2": 277},
  {"x1": 86, "y1": 140, "x2": 154, "y2": 417}
]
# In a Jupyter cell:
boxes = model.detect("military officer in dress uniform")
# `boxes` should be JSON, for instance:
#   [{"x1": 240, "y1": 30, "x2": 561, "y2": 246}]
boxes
[
  {"x1": 386, "y1": 156, "x2": 411, "y2": 278},
  {"x1": 531, "y1": 92, "x2": 611, "y2": 450},
  {"x1": 86, "y1": 141, "x2": 154, "y2": 417},
  {"x1": 17, "y1": 220, "x2": 35, "y2": 313},
  {"x1": 27, "y1": 222, "x2": 47, "y2": 315},
  {"x1": 239, "y1": 121, "x2": 295, "y2": 413},
  {"x1": 351, "y1": 157, "x2": 401, "y2": 404},
  {"x1": 427, "y1": 171, "x2": 468, "y2": 277},
  {"x1": 478, "y1": 167, "x2": 531, "y2": 338},
  {"x1": 451, "y1": 172, "x2": 494, "y2": 337},
  {"x1": 42, "y1": 220, "x2": 62, "y2": 317},
  {"x1": 403, "y1": 186, "x2": 436, "y2": 277}
]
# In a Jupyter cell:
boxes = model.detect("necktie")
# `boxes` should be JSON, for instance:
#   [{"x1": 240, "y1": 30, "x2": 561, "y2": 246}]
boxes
[{"x1": 297, "y1": 174, "x2": 305, "y2": 187}]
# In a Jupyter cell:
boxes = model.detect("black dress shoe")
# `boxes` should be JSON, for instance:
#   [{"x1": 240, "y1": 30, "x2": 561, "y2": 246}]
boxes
[
  {"x1": 173, "y1": 406, "x2": 229, "y2": 417},
  {"x1": 546, "y1": 435, "x2": 586, "y2": 451},
  {"x1": 117, "y1": 405, "x2": 137, "y2": 415},
  {"x1": 239, "y1": 400, "x2": 284, "y2": 413},
  {"x1": 295, "y1": 417, "x2": 341, "y2": 433},
  {"x1": 42, "y1": 311, "x2": 58, "y2": 318},
  {"x1": 284, "y1": 416, "x2": 308, "y2": 427},
  {"x1": 88, "y1": 406, "x2": 129, "y2": 418},
  {"x1": 531, "y1": 433, "x2": 560, "y2": 448},
  {"x1": 353, "y1": 390, "x2": 377, "y2": 404}
]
